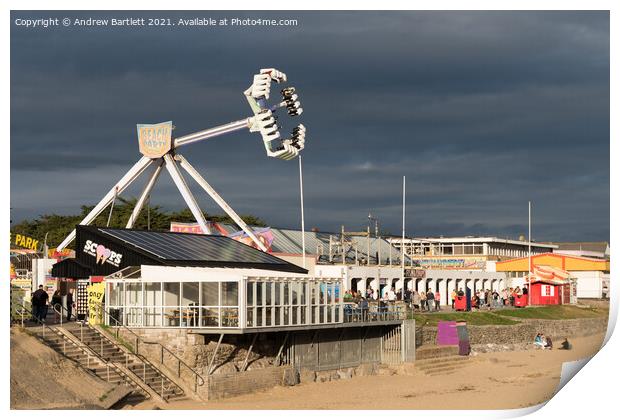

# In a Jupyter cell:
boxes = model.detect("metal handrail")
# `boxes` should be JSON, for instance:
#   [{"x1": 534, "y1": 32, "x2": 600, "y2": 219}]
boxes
[
  {"x1": 17, "y1": 303, "x2": 153, "y2": 398},
  {"x1": 95, "y1": 302, "x2": 205, "y2": 393},
  {"x1": 48, "y1": 303, "x2": 163, "y2": 399}
]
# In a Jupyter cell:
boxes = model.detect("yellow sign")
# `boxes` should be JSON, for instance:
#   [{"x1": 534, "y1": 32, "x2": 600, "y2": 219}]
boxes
[
  {"x1": 12, "y1": 233, "x2": 39, "y2": 251},
  {"x1": 87, "y1": 282, "x2": 106, "y2": 325},
  {"x1": 137, "y1": 121, "x2": 173, "y2": 158},
  {"x1": 48, "y1": 248, "x2": 73, "y2": 258}
]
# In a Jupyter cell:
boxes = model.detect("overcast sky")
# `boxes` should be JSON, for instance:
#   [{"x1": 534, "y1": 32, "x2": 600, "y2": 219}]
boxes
[{"x1": 10, "y1": 11, "x2": 609, "y2": 242}]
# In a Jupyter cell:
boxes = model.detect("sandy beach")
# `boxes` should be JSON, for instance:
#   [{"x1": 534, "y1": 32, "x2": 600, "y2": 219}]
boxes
[{"x1": 147, "y1": 333, "x2": 604, "y2": 410}]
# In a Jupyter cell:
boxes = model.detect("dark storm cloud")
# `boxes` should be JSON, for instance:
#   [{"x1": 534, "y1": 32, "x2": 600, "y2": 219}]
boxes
[{"x1": 10, "y1": 11, "x2": 609, "y2": 242}]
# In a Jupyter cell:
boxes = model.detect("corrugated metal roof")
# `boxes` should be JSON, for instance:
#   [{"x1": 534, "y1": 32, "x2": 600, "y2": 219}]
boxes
[{"x1": 220, "y1": 224, "x2": 410, "y2": 265}]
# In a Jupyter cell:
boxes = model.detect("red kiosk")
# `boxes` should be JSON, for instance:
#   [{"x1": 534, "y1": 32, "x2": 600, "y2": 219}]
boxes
[
  {"x1": 525, "y1": 265, "x2": 572, "y2": 306},
  {"x1": 455, "y1": 296, "x2": 467, "y2": 311}
]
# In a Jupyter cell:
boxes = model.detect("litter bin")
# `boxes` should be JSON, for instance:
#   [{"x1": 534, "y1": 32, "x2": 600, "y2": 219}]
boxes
[
  {"x1": 455, "y1": 296, "x2": 467, "y2": 311},
  {"x1": 514, "y1": 294, "x2": 528, "y2": 307}
]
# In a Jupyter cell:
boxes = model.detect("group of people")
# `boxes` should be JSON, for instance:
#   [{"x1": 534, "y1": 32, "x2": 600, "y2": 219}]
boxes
[
  {"x1": 30, "y1": 284, "x2": 74, "y2": 323},
  {"x1": 534, "y1": 334, "x2": 573, "y2": 351},
  {"x1": 534, "y1": 333, "x2": 553, "y2": 349},
  {"x1": 449, "y1": 286, "x2": 529, "y2": 310},
  {"x1": 410, "y1": 290, "x2": 440, "y2": 312},
  {"x1": 343, "y1": 286, "x2": 403, "y2": 303}
]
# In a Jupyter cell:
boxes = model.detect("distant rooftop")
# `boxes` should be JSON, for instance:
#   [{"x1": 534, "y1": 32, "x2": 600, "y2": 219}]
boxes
[
  {"x1": 552, "y1": 241, "x2": 610, "y2": 255},
  {"x1": 390, "y1": 236, "x2": 558, "y2": 249}
]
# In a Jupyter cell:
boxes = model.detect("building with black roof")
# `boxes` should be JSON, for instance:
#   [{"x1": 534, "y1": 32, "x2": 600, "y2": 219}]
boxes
[{"x1": 52, "y1": 225, "x2": 307, "y2": 278}]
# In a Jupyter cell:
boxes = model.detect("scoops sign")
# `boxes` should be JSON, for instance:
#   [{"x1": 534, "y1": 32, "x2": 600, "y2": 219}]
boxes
[{"x1": 83, "y1": 240, "x2": 123, "y2": 267}]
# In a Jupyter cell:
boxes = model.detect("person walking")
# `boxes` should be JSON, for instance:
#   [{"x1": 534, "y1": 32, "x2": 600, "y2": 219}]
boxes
[
  {"x1": 426, "y1": 290, "x2": 435, "y2": 313},
  {"x1": 412, "y1": 291, "x2": 421, "y2": 312},
  {"x1": 434, "y1": 291, "x2": 441, "y2": 311},
  {"x1": 42, "y1": 286, "x2": 51, "y2": 321},
  {"x1": 66, "y1": 289, "x2": 74, "y2": 322},
  {"x1": 359, "y1": 297, "x2": 369, "y2": 321},
  {"x1": 31, "y1": 285, "x2": 49, "y2": 322},
  {"x1": 51, "y1": 290, "x2": 62, "y2": 323},
  {"x1": 420, "y1": 291, "x2": 427, "y2": 312},
  {"x1": 451, "y1": 289, "x2": 457, "y2": 309}
]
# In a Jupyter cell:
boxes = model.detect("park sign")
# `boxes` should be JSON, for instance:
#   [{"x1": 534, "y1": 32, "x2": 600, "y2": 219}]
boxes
[
  {"x1": 137, "y1": 121, "x2": 173, "y2": 158},
  {"x1": 11, "y1": 233, "x2": 39, "y2": 251}
]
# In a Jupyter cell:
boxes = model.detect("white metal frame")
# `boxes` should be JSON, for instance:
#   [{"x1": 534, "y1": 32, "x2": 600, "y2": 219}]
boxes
[{"x1": 57, "y1": 68, "x2": 306, "y2": 252}]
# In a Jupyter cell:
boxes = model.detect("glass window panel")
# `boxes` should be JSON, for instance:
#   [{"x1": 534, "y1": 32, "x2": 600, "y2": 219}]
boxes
[
  {"x1": 182, "y1": 282, "x2": 199, "y2": 306},
  {"x1": 292, "y1": 307, "x2": 298, "y2": 324},
  {"x1": 246, "y1": 308, "x2": 254, "y2": 327},
  {"x1": 201, "y1": 282, "x2": 218, "y2": 306},
  {"x1": 221, "y1": 282, "x2": 238, "y2": 306},
  {"x1": 257, "y1": 282, "x2": 263, "y2": 306},
  {"x1": 126, "y1": 307, "x2": 143, "y2": 326},
  {"x1": 292, "y1": 283, "x2": 298, "y2": 305},
  {"x1": 221, "y1": 308, "x2": 239, "y2": 327},
  {"x1": 163, "y1": 282, "x2": 180, "y2": 306},
  {"x1": 266, "y1": 283, "x2": 272, "y2": 306},
  {"x1": 109, "y1": 307, "x2": 124, "y2": 326},
  {"x1": 256, "y1": 307, "x2": 263, "y2": 326},
  {"x1": 201, "y1": 308, "x2": 219, "y2": 327},
  {"x1": 126, "y1": 283, "x2": 142, "y2": 306},
  {"x1": 247, "y1": 282, "x2": 254, "y2": 306},
  {"x1": 179, "y1": 306, "x2": 199, "y2": 327},
  {"x1": 144, "y1": 282, "x2": 161, "y2": 306},
  {"x1": 265, "y1": 307, "x2": 272, "y2": 326},
  {"x1": 143, "y1": 308, "x2": 162, "y2": 326},
  {"x1": 283, "y1": 307, "x2": 290, "y2": 325},
  {"x1": 284, "y1": 283, "x2": 290, "y2": 305},
  {"x1": 300, "y1": 307, "x2": 306, "y2": 324},
  {"x1": 275, "y1": 283, "x2": 281, "y2": 305},
  {"x1": 163, "y1": 307, "x2": 180, "y2": 326},
  {"x1": 108, "y1": 282, "x2": 124, "y2": 307},
  {"x1": 275, "y1": 307, "x2": 281, "y2": 325},
  {"x1": 301, "y1": 283, "x2": 307, "y2": 305}
]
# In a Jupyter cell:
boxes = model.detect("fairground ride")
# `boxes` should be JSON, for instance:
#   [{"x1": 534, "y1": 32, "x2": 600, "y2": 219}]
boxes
[{"x1": 56, "y1": 68, "x2": 306, "y2": 253}]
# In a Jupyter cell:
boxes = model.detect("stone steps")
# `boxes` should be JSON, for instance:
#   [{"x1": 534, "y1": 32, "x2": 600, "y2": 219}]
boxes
[
  {"x1": 416, "y1": 345, "x2": 460, "y2": 360},
  {"x1": 415, "y1": 354, "x2": 467, "y2": 367},
  {"x1": 63, "y1": 324, "x2": 186, "y2": 402},
  {"x1": 414, "y1": 345, "x2": 473, "y2": 376}
]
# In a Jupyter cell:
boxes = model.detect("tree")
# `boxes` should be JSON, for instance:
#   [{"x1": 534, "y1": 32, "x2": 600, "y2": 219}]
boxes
[{"x1": 10, "y1": 197, "x2": 267, "y2": 250}]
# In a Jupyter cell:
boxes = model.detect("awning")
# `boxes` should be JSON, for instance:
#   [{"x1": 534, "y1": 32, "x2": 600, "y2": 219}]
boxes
[{"x1": 51, "y1": 258, "x2": 93, "y2": 279}]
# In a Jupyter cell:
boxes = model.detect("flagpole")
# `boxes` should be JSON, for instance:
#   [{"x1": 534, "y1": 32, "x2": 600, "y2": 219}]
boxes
[
  {"x1": 401, "y1": 176, "x2": 406, "y2": 295},
  {"x1": 528, "y1": 201, "x2": 531, "y2": 306},
  {"x1": 299, "y1": 155, "x2": 306, "y2": 268}
]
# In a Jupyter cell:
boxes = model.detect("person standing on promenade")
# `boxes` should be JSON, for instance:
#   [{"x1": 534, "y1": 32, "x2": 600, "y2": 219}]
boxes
[
  {"x1": 426, "y1": 290, "x2": 435, "y2": 312},
  {"x1": 420, "y1": 291, "x2": 427, "y2": 312},
  {"x1": 412, "y1": 291, "x2": 421, "y2": 312},
  {"x1": 434, "y1": 291, "x2": 441, "y2": 311}
]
